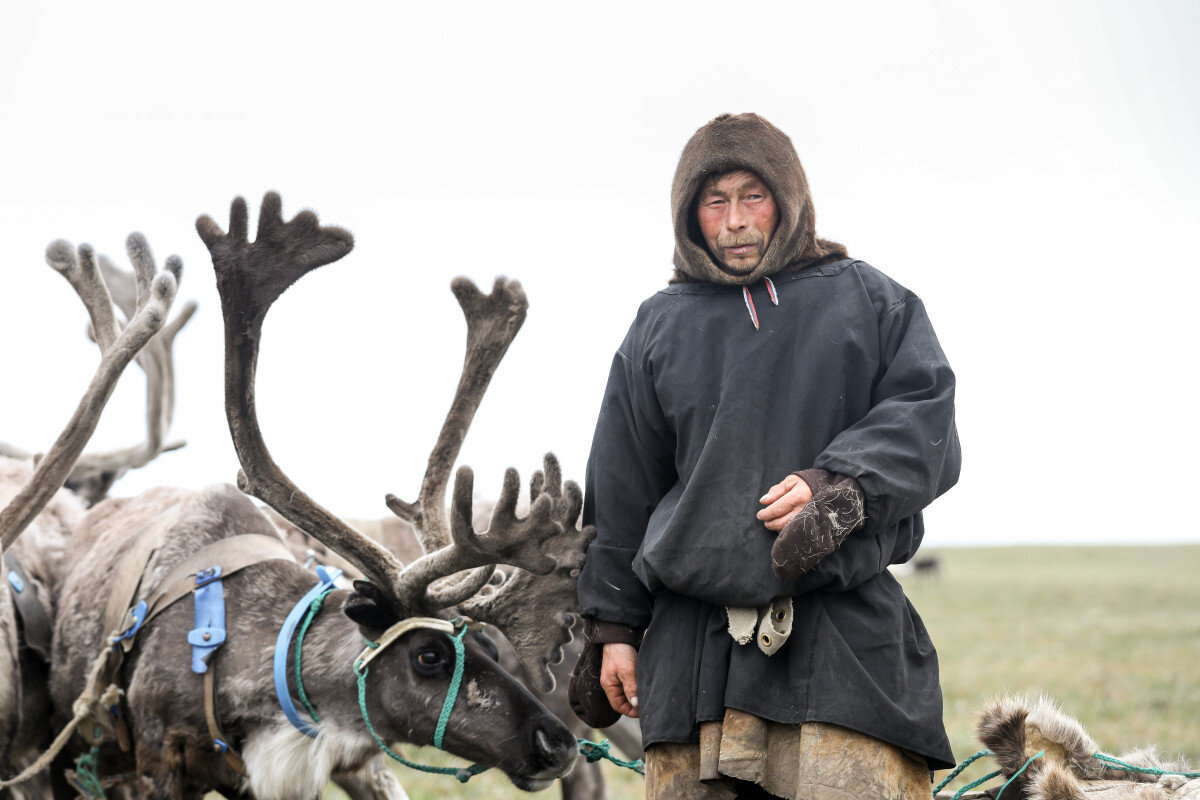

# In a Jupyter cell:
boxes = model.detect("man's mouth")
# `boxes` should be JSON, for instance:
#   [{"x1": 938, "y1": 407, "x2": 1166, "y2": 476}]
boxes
[{"x1": 725, "y1": 244, "x2": 756, "y2": 256}]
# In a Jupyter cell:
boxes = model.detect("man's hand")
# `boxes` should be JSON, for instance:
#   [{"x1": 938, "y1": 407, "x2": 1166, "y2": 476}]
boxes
[
  {"x1": 756, "y1": 474, "x2": 813, "y2": 531},
  {"x1": 600, "y1": 643, "x2": 639, "y2": 718}
]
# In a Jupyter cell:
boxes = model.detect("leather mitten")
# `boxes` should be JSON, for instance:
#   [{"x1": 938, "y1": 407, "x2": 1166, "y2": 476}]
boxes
[
  {"x1": 568, "y1": 618, "x2": 643, "y2": 729},
  {"x1": 770, "y1": 469, "x2": 866, "y2": 581}
]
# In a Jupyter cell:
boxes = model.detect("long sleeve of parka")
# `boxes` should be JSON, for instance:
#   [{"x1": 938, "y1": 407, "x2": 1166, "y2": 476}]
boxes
[
  {"x1": 812, "y1": 293, "x2": 960, "y2": 538},
  {"x1": 577, "y1": 346, "x2": 677, "y2": 628},
  {"x1": 781, "y1": 291, "x2": 961, "y2": 595}
]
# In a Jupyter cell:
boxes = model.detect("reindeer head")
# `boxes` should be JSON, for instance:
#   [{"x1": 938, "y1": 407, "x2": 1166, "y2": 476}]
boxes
[{"x1": 198, "y1": 192, "x2": 593, "y2": 788}]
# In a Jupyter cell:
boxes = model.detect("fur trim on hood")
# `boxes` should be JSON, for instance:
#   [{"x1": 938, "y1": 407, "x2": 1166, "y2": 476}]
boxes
[{"x1": 670, "y1": 112, "x2": 847, "y2": 285}]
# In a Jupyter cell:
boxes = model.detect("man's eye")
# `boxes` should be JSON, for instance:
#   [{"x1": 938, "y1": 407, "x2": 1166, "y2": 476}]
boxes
[{"x1": 746, "y1": 194, "x2": 764, "y2": 201}]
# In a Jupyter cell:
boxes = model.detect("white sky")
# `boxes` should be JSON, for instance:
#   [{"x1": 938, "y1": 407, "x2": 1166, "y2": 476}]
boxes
[{"x1": 1, "y1": 1, "x2": 1196, "y2": 546}]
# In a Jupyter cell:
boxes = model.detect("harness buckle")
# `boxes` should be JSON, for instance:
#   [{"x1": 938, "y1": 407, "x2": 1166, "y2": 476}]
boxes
[
  {"x1": 110, "y1": 600, "x2": 149, "y2": 649},
  {"x1": 191, "y1": 566, "x2": 226, "y2": 673},
  {"x1": 195, "y1": 565, "x2": 223, "y2": 587}
]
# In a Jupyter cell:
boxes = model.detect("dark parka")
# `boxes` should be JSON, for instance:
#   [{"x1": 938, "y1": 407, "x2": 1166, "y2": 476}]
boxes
[{"x1": 576, "y1": 113, "x2": 961, "y2": 769}]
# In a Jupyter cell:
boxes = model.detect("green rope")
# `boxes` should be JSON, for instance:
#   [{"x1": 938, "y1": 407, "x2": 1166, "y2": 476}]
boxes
[
  {"x1": 950, "y1": 769, "x2": 1002, "y2": 800},
  {"x1": 73, "y1": 745, "x2": 107, "y2": 800},
  {"x1": 935, "y1": 746, "x2": 1200, "y2": 799},
  {"x1": 1093, "y1": 752, "x2": 1200, "y2": 779},
  {"x1": 933, "y1": 749, "x2": 993, "y2": 796},
  {"x1": 995, "y1": 751, "x2": 1044, "y2": 799},
  {"x1": 353, "y1": 626, "x2": 651, "y2": 785},
  {"x1": 354, "y1": 628, "x2": 489, "y2": 784},
  {"x1": 578, "y1": 738, "x2": 645, "y2": 774},
  {"x1": 435, "y1": 627, "x2": 468, "y2": 749},
  {"x1": 294, "y1": 589, "x2": 333, "y2": 724}
]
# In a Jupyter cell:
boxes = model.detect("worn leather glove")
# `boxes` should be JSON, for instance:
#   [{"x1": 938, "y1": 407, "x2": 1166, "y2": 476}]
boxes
[
  {"x1": 770, "y1": 469, "x2": 866, "y2": 581},
  {"x1": 568, "y1": 618, "x2": 642, "y2": 729}
]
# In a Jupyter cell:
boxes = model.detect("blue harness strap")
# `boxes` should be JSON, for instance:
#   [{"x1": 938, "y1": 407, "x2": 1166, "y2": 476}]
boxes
[
  {"x1": 188, "y1": 566, "x2": 227, "y2": 673},
  {"x1": 274, "y1": 566, "x2": 342, "y2": 737}
]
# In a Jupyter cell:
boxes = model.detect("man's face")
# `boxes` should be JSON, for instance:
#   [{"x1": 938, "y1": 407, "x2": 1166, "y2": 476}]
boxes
[{"x1": 695, "y1": 170, "x2": 779, "y2": 275}]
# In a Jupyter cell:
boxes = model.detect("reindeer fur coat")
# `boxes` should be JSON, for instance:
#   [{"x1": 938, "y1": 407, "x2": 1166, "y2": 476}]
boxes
[{"x1": 577, "y1": 113, "x2": 961, "y2": 769}]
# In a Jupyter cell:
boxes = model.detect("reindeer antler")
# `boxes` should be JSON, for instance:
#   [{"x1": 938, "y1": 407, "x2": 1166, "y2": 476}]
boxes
[
  {"x1": 0, "y1": 236, "x2": 194, "y2": 504},
  {"x1": 198, "y1": 193, "x2": 407, "y2": 597},
  {"x1": 454, "y1": 456, "x2": 593, "y2": 693},
  {"x1": 0, "y1": 237, "x2": 178, "y2": 549},
  {"x1": 385, "y1": 277, "x2": 527, "y2": 555},
  {"x1": 382, "y1": 276, "x2": 594, "y2": 691},
  {"x1": 200, "y1": 194, "x2": 593, "y2": 690},
  {"x1": 58, "y1": 239, "x2": 196, "y2": 503}
]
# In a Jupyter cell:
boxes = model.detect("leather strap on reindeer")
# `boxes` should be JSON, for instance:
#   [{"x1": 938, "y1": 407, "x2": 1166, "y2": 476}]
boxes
[
  {"x1": 2, "y1": 552, "x2": 52, "y2": 662},
  {"x1": 273, "y1": 564, "x2": 344, "y2": 737},
  {"x1": 93, "y1": 531, "x2": 295, "y2": 760}
]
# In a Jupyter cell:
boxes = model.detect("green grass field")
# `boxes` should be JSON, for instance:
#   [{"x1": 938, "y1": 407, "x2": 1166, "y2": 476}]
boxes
[{"x1": 321, "y1": 545, "x2": 1200, "y2": 799}]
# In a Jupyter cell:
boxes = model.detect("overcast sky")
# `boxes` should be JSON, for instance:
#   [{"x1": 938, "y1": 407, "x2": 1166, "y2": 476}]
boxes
[{"x1": 1, "y1": 1, "x2": 1197, "y2": 547}]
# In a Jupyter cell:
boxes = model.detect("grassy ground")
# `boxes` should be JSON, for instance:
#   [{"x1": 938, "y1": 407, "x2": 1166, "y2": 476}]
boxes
[{"x1": 313, "y1": 545, "x2": 1200, "y2": 799}]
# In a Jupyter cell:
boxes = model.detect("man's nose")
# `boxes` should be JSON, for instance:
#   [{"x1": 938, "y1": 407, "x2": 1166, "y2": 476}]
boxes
[{"x1": 726, "y1": 201, "x2": 748, "y2": 231}]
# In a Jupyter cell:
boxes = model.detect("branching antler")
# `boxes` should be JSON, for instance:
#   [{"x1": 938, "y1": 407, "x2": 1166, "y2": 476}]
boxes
[
  {"x1": 384, "y1": 277, "x2": 527, "y2": 554},
  {"x1": 198, "y1": 192, "x2": 407, "y2": 597},
  {"x1": 0, "y1": 237, "x2": 195, "y2": 504},
  {"x1": 381, "y1": 276, "x2": 594, "y2": 691},
  {"x1": 200, "y1": 192, "x2": 594, "y2": 691},
  {"x1": 60, "y1": 244, "x2": 196, "y2": 503},
  {"x1": 0, "y1": 237, "x2": 179, "y2": 550},
  {"x1": 438, "y1": 455, "x2": 593, "y2": 692}
]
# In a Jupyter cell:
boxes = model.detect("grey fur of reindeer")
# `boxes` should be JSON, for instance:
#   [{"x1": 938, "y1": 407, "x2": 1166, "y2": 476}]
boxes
[
  {"x1": 1, "y1": 235, "x2": 183, "y2": 794},
  {"x1": 50, "y1": 193, "x2": 596, "y2": 800}
]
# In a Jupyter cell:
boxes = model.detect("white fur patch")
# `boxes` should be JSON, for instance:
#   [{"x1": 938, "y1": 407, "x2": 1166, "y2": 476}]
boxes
[
  {"x1": 465, "y1": 679, "x2": 500, "y2": 711},
  {"x1": 242, "y1": 722, "x2": 374, "y2": 800}
]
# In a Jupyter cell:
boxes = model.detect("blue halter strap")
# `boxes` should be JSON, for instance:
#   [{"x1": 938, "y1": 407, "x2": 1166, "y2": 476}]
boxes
[{"x1": 273, "y1": 566, "x2": 342, "y2": 737}]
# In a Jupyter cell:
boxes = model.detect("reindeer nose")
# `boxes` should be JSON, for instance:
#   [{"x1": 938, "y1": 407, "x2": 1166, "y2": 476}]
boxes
[{"x1": 530, "y1": 719, "x2": 576, "y2": 766}]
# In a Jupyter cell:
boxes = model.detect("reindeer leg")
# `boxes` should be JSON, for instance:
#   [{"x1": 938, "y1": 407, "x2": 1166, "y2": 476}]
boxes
[
  {"x1": 48, "y1": 746, "x2": 77, "y2": 800},
  {"x1": 135, "y1": 729, "x2": 185, "y2": 800},
  {"x1": 333, "y1": 758, "x2": 410, "y2": 800},
  {"x1": 560, "y1": 760, "x2": 605, "y2": 800}
]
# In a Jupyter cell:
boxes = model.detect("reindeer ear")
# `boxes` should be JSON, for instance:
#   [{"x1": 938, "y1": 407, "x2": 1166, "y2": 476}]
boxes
[{"x1": 343, "y1": 580, "x2": 399, "y2": 631}]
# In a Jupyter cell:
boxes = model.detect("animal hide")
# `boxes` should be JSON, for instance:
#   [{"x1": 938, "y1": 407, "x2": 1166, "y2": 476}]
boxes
[{"x1": 972, "y1": 695, "x2": 1199, "y2": 800}]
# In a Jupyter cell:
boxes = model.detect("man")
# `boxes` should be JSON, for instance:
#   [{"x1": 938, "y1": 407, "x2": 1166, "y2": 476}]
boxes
[{"x1": 569, "y1": 113, "x2": 961, "y2": 800}]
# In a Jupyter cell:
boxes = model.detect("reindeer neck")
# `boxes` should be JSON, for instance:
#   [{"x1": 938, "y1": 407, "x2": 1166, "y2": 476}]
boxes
[{"x1": 279, "y1": 588, "x2": 373, "y2": 730}]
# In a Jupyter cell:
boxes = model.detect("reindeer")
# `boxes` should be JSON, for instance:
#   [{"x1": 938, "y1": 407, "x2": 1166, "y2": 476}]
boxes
[
  {"x1": 1, "y1": 235, "x2": 182, "y2": 793},
  {"x1": 278, "y1": 510, "x2": 645, "y2": 800},
  {"x1": 49, "y1": 193, "x2": 594, "y2": 800}
]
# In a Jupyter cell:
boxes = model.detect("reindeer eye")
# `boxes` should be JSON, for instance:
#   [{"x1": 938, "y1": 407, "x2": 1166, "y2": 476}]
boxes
[{"x1": 416, "y1": 649, "x2": 443, "y2": 668}]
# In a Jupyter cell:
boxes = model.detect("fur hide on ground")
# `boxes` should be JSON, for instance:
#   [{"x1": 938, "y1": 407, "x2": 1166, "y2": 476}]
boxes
[{"x1": 972, "y1": 695, "x2": 1199, "y2": 799}]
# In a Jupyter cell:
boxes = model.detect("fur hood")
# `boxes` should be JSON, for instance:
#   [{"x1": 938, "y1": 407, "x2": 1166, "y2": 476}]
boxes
[{"x1": 670, "y1": 112, "x2": 847, "y2": 285}]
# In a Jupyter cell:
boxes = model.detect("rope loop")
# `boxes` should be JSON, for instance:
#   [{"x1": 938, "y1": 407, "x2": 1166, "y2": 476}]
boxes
[
  {"x1": 355, "y1": 623, "x2": 489, "y2": 782},
  {"x1": 578, "y1": 738, "x2": 646, "y2": 774},
  {"x1": 73, "y1": 745, "x2": 107, "y2": 799},
  {"x1": 294, "y1": 587, "x2": 334, "y2": 724}
]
